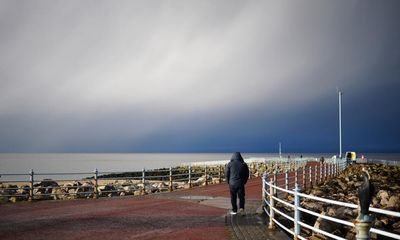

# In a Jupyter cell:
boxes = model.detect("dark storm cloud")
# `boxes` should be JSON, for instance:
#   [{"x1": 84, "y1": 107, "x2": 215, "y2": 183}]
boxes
[{"x1": 0, "y1": 0, "x2": 399, "y2": 152}]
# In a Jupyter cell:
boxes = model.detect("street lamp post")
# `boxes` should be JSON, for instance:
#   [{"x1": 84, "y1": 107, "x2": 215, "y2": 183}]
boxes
[{"x1": 338, "y1": 89, "x2": 343, "y2": 159}]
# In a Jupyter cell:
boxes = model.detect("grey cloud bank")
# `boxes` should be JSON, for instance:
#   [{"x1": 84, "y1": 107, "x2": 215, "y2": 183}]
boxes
[{"x1": 0, "y1": 1, "x2": 399, "y2": 152}]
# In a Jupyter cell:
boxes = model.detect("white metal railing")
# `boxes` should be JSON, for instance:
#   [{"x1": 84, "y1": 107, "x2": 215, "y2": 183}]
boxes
[
  {"x1": 0, "y1": 165, "x2": 228, "y2": 201},
  {"x1": 262, "y1": 159, "x2": 400, "y2": 240},
  {"x1": 0, "y1": 158, "x2": 293, "y2": 202}
]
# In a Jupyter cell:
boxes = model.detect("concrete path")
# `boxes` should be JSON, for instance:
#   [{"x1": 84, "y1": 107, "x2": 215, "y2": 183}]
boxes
[{"x1": 0, "y1": 177, "x2": 288, "y2": 240}]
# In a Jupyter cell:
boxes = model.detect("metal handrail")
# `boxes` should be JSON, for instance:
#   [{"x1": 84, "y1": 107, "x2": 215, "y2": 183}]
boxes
[
  {"x1": 370, "y1": 228, "x2": 400, "y2": 239},
  {"x1": 297, "y1": 206, "x2": 354, "y2": 227},
  {"x1": 272, "y1": 195, "x2": 294, "y2": 208},
  {"x1": 298, "y1": 221, "x2": 346, "y2": 240},
  {"x1": 96, "y1": 177, "x2": 143, "y2": 180},
  {"x1": 296, "y1": 192, "x2": 358, "y2": 209},
  {"x1": 272, "y1": 205, "x2": 294, "y2": 222},
  {"x1": 34, "y1": 172, "x2": 93, "y2": 175},
  {"x1": 262, "y1": 159, "x2": 400, "y2": 240},
  {"x1": 0, "y1": 180, "x2": 31, "y2": 183},
  {"x1": 1, "y1": 163, "x2": 239, "y2": 201},
  {"x1": 0, "y1": 173, "x2": 30, "y2": 176}
]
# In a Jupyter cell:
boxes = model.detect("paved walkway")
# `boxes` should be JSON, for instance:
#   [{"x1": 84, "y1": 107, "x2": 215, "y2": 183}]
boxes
[
  {"x1": 0, "y1": 177, "x2": 288, "y2": 240},
  {"x1": 227, "y1": 201, "x2": 289, "y2": 240}
]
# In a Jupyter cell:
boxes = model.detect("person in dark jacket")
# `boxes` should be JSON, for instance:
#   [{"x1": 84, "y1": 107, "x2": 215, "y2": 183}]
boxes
[{"x1": 225, "y1": 152, "x2": 249, "y2": 215}]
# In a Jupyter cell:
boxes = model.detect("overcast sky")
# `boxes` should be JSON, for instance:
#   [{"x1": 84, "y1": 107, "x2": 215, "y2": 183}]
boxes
[{"x1": 0, "y1": 0, "x2": 399, "y2": 153}]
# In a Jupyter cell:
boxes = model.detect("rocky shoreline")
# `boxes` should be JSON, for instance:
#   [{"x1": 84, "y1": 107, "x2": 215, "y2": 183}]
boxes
[
  {"x1": 0, "y1": 162, "x2": 287, "y2": 204},
  {"x1": 274, "y1": 164, "x2": 400, "y2": 239},
  {"x1": 0, "y1": 167, "x2": 219, "y2": 203},
  {"x1": 0, "y1": 160, "x2": 307, "y2": 204}
]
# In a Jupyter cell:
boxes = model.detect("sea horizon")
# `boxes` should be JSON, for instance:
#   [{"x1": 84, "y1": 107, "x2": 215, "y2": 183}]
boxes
[{"x1": 1, "y1": 152, "x2": 399, "y2": 175}]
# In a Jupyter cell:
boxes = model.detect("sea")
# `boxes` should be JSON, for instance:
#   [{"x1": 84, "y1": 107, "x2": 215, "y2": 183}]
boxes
[{"x1": 0, "y1": 153, "x2": 399, "y2": 181}]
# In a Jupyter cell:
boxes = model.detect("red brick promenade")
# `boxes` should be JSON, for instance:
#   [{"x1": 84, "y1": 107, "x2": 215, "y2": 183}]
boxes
[{"x1": 0, "y1": 178, "x2": 262, "y2": 240}]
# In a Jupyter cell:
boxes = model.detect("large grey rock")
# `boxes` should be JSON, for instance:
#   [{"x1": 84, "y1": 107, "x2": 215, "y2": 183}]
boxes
[
  {"x1": 377, "y1": 190, "x2": 389, "y2": 206},
  {"x1": 98, "y1": 184, "x2": 116, "y2": 197},
  {"x1": 337, "y1": 179, "x2": 347, "y2": 191},
  {"x1": 133, "y1": 190, "x2": 145, "y2": 196},
  {"x1": 17, "y1": 185, "x2": 30, "y2": 195},
  {"x1": 377, "y1": 190, "x2": 389, "y2": 200},
  {"x1": 387, "y1": 195, "x2": 400, "y2": 209},
  {"x1": 313, "y1": 211, "x2": 341, "y2": 237},
  {"x1": 311, "y1": 189, "x2": 324, "y2": 197},
  {"x1": 36, "y1": 179, "x2": 59, "y2": 188},
  {"x1": 52, "y1": 188, "x2": 67, "y2": 200},
  {"x1": 32, "y1": 191, "x2": 45, "y2": 200},
  {"x1": 328, "y1": 206, "x2": 356, "y2": 219},
  {"x1": 123, "y1": 186, "x2": 138, "y2": 195},
  {"x1": 301, "y1": 201, "x2": 324, "y2": 212},
  {"x1": 75, "y1": 182, "x2": 94, "y2": 198},
  {"x1": 392, "y1": 221, "x2": 400, "y2": 229}
]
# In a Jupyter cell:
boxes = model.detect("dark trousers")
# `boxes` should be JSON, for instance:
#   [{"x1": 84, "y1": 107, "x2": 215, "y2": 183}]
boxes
[{"x1": 229, "y1": 185, "x2": 245, "y2": 212}]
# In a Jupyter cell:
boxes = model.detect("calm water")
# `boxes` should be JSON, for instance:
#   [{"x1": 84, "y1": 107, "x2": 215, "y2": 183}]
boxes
[
  {"x1": 0, "y1": 153, "x2": 272, "y2": 174},
  {"x1": 0, "y1": 153, "x2": 399, "y2": 174}
]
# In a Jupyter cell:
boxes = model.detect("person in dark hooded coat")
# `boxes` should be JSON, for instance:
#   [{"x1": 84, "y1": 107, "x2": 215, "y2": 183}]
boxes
[{"x1": 225, "y1": 152, "x2": 249, "y2": 214}]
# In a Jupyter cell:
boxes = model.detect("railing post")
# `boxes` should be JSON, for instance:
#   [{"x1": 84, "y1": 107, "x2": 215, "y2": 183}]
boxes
[
  {"x1": 326, "y1": 163, "x2": 331, "y2": 179},
  {"x1": 268, "y1": 178, "x2": 275, "y2": 229},
  {"x1": 315, "y1": 165, "x2": 318, "y2": 183},
  {"x1": 218, "y1": 165, "x2": 222, "y2": 183},
  {"x1": 326, "y1": 163, "x2": 329, "y2": 178},
  {"x1": 249, "y1": 164, "x2": 252, "y2": 180},
  {"x1": 204, "y1": 165, "x2": 208, "y2": 186},
  {"x1": 337, "y1": 161, "x2": 339, "y2": 175},
  {"x1": 332, "y1": 162, "x2": 335, "y2": 176},
  {"x1": 355, "y1": 176, "x2": 374, "y2": 240},
  {"x1": 302, "y1": 166, "x2": 306, "y2": 188},
  {"x1": 273, "y1": 171, "x2": 278, "y2": 197},
  {"x1": 309, "y1": 165, "x2": 312, "y2": 188},
  {"x1": 336, "y1": 162, "x2": 338, "y2": 175},
  {"x1": 336, "y1": 161, "x2": 338, "y2": 175},
  {"x1": 142, "y1": 168, "x2": 146, "y2": 192},
  {"x1": 327, "y1": 163, "x2": 330, "y2": 178},
  {"x1": 320, "y1": 162, "x2": 323, "y2": 182},
  {"x1": 285, "y1": 169, "x2": 289, "y2": 198},
  {"x1": 169, "y1": 167, "x2": 173, "y2": 191},
  {"x1": 355, "y1": 221, "x2": 373, "y2": 240},
  {"x1": 142, "y1": 168, "x2": 145, "y2": 184},
  {"x1": 188, "y1": 165, "x2": 192, "y2": 188},
  {"x1": 94, "y1": 168, "x2": 99, "y2": 199},
  {"x1": 332, "y1": 163, "x2": 337, "y2": 177},
  {"x1": 29, "y1": 169, "x2": 34, "y2": 201},
  {"x1": 262, "y1": 172, "x2": 266, "y2": 203},
  {"x1": 333, "y1": 163, "x2": 337, "y2": 177},
  {"x1": 294, "y1": 184, "x2": 301, "y2": 238}
]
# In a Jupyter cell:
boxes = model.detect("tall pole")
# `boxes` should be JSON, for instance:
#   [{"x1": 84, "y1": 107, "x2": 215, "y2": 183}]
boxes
[
  {"x1": 279, "y1": 142, "x2": 282, "y2": 158},
  {"x1": 338, "y1": 89, "x2": 343, "y2": 159}
]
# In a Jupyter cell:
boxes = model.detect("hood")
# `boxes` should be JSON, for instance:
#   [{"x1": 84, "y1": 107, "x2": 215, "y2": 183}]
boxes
[{"x1": 231, "y1": 152, "x2": 244, "y2": 162}]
